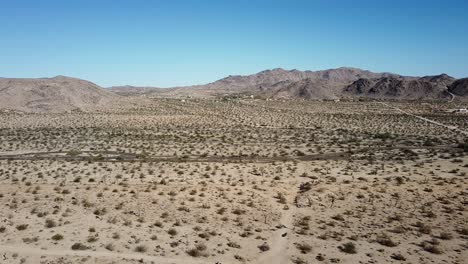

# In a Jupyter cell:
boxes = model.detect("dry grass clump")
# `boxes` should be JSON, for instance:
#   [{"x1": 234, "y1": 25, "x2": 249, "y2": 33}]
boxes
[
  {"x1": 295, "y1": 242, "x2": 312, "y2": 253},
  {"x1": 186, "y1": 243, "x2": 208, "y2": 257},
  {"x1": 376, "y1": 233, "x2": 398, "y2": 247},
  {"x1": 421, "y1": 240, "x2": 443, "y2": 254}
]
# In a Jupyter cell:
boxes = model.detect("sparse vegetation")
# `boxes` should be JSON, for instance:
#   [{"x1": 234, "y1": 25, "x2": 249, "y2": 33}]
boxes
[{"x1": 0, "y1": 100, "x2": 466, "y2": 264}]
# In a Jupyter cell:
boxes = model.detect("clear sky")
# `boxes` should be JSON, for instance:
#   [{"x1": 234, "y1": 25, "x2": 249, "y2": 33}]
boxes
[{"x1": 0, "y1": 0, "x2": 467, "y2": 87}]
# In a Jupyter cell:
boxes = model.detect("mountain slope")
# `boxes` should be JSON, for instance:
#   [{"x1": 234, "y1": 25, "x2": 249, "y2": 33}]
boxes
[
  {"x1": 343, "y1": 74, "x2": 455, "y2": 100},
  {"x1": 0, "y1": 76, "x2": 119, "y2": 112},
  {"x1": 269, "y1": 79, "x2": 338, "y2": 99},
  {"x1": 449, "y1": 78, "x2": 468, "y2": 96}
]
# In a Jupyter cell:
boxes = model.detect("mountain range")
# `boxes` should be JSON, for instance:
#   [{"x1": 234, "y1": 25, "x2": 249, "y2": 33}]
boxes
[
  {"x1": 110, "y1": 67, "x2": 466, "y2": 101},
  {"x1": 1, "y1": 67, "x2": 467, "y2": 112}
]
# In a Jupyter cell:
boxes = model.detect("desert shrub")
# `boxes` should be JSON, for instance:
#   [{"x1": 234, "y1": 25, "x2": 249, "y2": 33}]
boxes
[
  {"x1": 295, "y1": 242, "x2": 312, "y2": 253},
  {"x1": 389, "y1": 225, "x2": 406, "y2": 234},
  {"x1": 421, "y1": 241, "x2": 443, "y2": 254},
  {"x1": 51, "y1": 234, "x2": 63, "y2": 241},
  {"x1": 234, "y1": 255, "x2": 245, "y2": 261},
  {"x1": 292, "y1": 257, "x2": 308, "y2": 264},
  {"x1": 227, "y1": 241, "x2": 241, "y2": 248},
  {"x1": 376, "y1": 234, "x2": 398, "y2": 247},
  {"x1": 93, "y1": 208, "x2": 107, "y2": 216},
  {"x1": 276, "y1": 192, "x2": 287, "y2": 204},
  {"x1": 331, "y1": 214, "x2": 344, "y2": 221},
  {"x1": 439, "y1": 232, "x2": 453, "y2": 240},
  {"x1": 87, "y1": 236, "x2": 98, "y2": 243},
  {"x1": 186, "y1": 243, "x2": 208, "y2": 257},
  {"x1": 22, "y1": 236, "x2": 39, "y2": 243},
  {"x1": 416, "y1": 222, "x2": 432, "y2": 234},
  {"x1": 456, "y1": 142, "x2": 468, "y2": 152},
  {"x1": 45, "y1": 219, "x2": 57, "y2": 228},
  {"x1": 134, "y1": 245, "x2": 147, "y2": 253},
  {"x1": 105, "y1": 243, "x2": 114, "y2": 251},
  {"x1": 339, "y1": 242, "x2": 357, "y2": 254},
  {"x1": 170, "y1": 241, "x2": 179, "y2": 247},
  {"x1": 258, "y1": 243, "x2": 270, "y2": 252},
  {"x1": 16, "y1": 224, "x2": 28, "y2": 231},
  {"x1": 167, "y1": 228, "x2": 178, "y2": 236},
  {"x1": 71, "y1": 243, "x2": 88, "y2": 250},
  {"x1": 458, "y1": 227, "x2": 468, "y2": 236},
  {"x1": 391, "y1": 253, "x2": 406, "y2": 261},
  {"x1": 232, "y1": 208, "x2": 246, "y2": 215}
]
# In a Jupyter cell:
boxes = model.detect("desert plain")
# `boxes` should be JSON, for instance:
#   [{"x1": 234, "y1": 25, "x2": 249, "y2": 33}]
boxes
[{"x1": 0, "y1": 99, "x2": 467, "y2": 264}]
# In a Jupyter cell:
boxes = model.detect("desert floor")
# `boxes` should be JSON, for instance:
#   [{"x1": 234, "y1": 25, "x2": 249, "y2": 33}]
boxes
[{"x1": 0, "y1": 99, "x2": 467, "y2": 264}]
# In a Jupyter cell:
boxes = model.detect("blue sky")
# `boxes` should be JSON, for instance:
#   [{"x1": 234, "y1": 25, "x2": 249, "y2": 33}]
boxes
[{"x1": 0, "y1": 0, "x2": 467, "y2": 87}]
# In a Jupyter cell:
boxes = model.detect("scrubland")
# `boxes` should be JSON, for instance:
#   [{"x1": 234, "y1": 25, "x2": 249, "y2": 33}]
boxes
[{"x1": 0, "y1": 99, "x2": 467, "y2": 264}]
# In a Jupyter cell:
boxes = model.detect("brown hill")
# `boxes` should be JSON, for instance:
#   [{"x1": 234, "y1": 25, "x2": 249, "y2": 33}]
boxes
[
  {"x1": 449, "y1": 78, "x2": 468, "y2": 96},
  {"x1": 269, "y1": 79, "x2": 338, "y2": 100},
  {"x1": 343, "y1": 74, "x2": 455, "y2": 100},
  {"x1": 0, "y1": 76, "x2": 119, "y2": 112}
]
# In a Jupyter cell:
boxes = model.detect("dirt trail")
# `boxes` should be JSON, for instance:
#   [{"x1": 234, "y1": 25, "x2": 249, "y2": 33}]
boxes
[
  {"x1": 0, "y1": 144, "x2": 457, "y2": 164},
  {"x1": 448, "y1": 91, "x2": 456, "y2": 102},
  {"x1": 0, "y1": 244, "x2": 209, "y2": 264},
  {"x1": 378, "y1": 102, "x2": 468, "y2": 136},
  {"x1": 256, "y1": 208, "x2": 294, "y2": 264}
]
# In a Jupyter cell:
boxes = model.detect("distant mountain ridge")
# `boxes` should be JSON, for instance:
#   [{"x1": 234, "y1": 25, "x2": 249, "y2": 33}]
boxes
[
  {"x1": 1, "y1": 67, "x2": 467, "y2": 113},
  {"x1": 110, "y1": 67, "x2": 466, "y2": 100}
]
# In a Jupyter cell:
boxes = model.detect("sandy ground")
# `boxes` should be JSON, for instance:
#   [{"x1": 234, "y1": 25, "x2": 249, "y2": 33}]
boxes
[{"x1": 0, "y1": 100, "x2": 467, "y2": 264}]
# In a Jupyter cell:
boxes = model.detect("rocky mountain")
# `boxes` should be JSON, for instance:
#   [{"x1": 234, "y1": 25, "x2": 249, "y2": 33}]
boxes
[
  {"x1": 449, "y1": 78, "x2": 468, "y2": 96},
  {"x1": 189, "y1": 67, "x2": 399, "y2": 94},
  {"x1": 209, "y1": 67, "x2": 393, "y2": 89},
  {"x1": 343, "y1": 74, "x2": 456, "y2": 100},
  {"x1": 111, "y1": 67, "x2": 402, "y2": 99},
  {"x1": 0, "y1": 76, "x2": 119, "y2": 112}
]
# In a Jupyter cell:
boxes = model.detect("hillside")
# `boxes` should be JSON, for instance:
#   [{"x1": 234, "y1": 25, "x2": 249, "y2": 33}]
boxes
[
  {"x1": 343, "y1": 74, "x2": 456, "y2": 100},
  {"x1": 269, "y1": 78, "x2": 338, "y2": 100},
  {"x1": 449, "y1": 78, "x2": 468, "y2": 96},
  {"x1": 0, "y1": 76, "x2": 119, "y2": 112}
]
